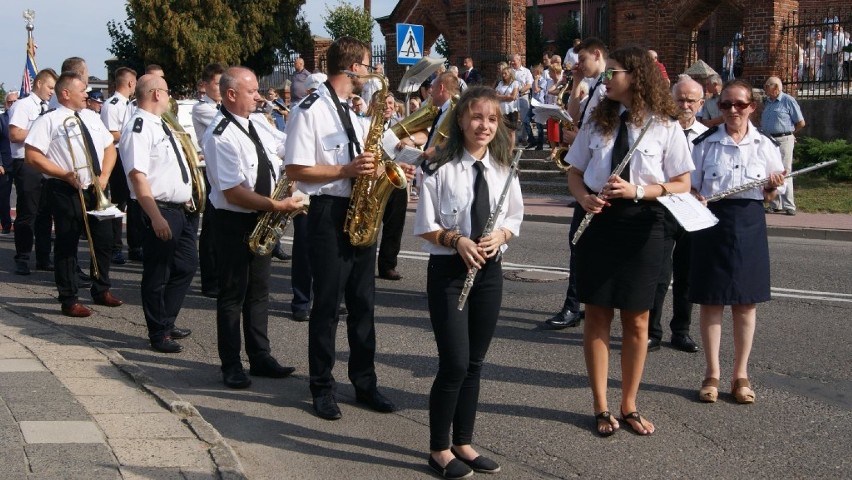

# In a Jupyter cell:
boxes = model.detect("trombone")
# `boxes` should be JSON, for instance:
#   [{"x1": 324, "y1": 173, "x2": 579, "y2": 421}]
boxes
[{"x1": 62, "y1": 115, "x2": 113, "y2": 279}]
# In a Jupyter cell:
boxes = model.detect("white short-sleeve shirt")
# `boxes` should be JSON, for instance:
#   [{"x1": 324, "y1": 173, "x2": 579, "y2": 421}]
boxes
[
  {"x1": 8, "y1": 94, "x2": 47, "y2": 158},
  {"x1": 100, "y1": 92, "x2": 133, "y2": 136},
  {"x1": 192, "y1": 96, "x2": 218, "y2": 144}
]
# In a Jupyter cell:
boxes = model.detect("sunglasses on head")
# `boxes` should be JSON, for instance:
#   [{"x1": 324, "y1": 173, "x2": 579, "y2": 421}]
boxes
[{"x1": 719, "y1": 101, "x2": 753, "y2": 110}]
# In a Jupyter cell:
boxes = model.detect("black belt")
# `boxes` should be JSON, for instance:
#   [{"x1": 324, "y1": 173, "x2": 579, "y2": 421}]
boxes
[
  {"x1": 770, "y1": 132, "x2": 793, "y2": 138},
  {"x1": 155, "y1": 200, "x2": 188, "y2": 211}
]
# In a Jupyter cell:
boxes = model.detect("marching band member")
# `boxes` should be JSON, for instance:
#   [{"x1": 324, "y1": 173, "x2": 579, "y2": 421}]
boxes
[
  {"x1": 566, "y1": 46, "x2": 693, "y2": 436},
  {"x1": 24, "y1": 71, "x2": 123, "y2": 317},
  {"x1": 120, "y1": 74, "x2": 197, "y2": 353},
  {"x1": 414, "y1": 86, "x2": 523, "y2": 479},
  {"x1": 690, "y1": 79, "x2": 785, "y2": 405},
  {"x1": 202, "y1": 66, "x2": 303, "y2": 389}
]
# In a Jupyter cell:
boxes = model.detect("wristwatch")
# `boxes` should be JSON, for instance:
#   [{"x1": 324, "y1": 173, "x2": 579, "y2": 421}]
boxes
[{"x1": 634, "y1": 185, "x2": 645, "y2": 203}]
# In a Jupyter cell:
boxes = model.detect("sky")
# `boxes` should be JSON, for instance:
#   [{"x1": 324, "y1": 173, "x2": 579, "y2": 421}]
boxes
[{"x1": 0, "y1": 0, "x2": 398, "y2": 93}]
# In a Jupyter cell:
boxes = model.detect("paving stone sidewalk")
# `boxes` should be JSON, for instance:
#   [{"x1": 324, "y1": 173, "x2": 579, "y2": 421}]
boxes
[{"x1": 0, "y1": 306, "x2": 244, "y2": 479}]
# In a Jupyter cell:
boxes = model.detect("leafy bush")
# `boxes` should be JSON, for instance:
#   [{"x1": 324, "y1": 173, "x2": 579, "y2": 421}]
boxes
[{"x1": 794, "y1": 137, "x2": 852, "y2": 181}]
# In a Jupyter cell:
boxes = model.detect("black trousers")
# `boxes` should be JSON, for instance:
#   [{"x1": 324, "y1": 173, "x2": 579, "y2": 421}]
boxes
[
  {"x1": 377, "y1": 187, "x2": 408, "y2": 273},
  {"x1": 307, "y1": 195, "x2": 378, "y2": 397},
  {"x1": 290, "y1": 213, "x2": 312, "y2": 314},
  {"x1": 198, "y1": 187, "x2": 218, "y2": 293},
  {"x1": 45, "y1": 180, "x2": 111, "y2": 307},
  {"x1": 11, "y1": 159, "x2": 52, "y2": 262},
  {"x1": 214, "y1": 209, "x2": 271, "y2": 369},
  {"x1": 0, "y1": 169, "x2": 12, "y2": 230},
  {"x1": 649, "y1": 214, "x2": 693, "y2": 340},
  {"x1": 427, "y1": 254, "x2": 502, "y2": 451},
  {"x1": 109, "y1": 155, "x2": 129, "y2": 253},
  {"x1": 558, "y1": 207, "x2": 584, "y2": 313},
  {"x1": 141, "y1": 206, "x2": 199, "y2": 341}
]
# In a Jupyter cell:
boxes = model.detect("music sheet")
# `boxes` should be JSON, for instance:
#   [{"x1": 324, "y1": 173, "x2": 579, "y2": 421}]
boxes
[{"x1": 657, "y1": 193, "x2": 718, "y2": 232}]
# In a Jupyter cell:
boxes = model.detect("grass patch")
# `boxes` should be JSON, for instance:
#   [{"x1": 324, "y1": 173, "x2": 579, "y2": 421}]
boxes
[{"x1": 792, "y1": 176, "x2": 852, "y2": 213}]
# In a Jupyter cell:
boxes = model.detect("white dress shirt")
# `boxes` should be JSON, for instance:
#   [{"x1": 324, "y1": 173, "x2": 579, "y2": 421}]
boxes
[
  {"x1": 8, "y1": 93, "x2": 47, "y2": 158},
  {"x1": 100, "y1": 91, "x2": 133, "y2": 137}
]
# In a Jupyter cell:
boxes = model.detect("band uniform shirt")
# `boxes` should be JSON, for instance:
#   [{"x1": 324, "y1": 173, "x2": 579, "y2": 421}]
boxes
[
  {"x1": 567, "y1": 110, "x2": 694, "y2": 192},
  {"x1": 683, "y1": 118, "x2": 709, "y2": 148},
  {"x1": 119, "y1": 108, "x2": 192, "y2": 204},
  {"x1": 201, "y1": 110, "x2": 283, "y2": 213},
  {"x1": 24, "y1": 105, "x2": 112, "y2": 188},
  {"x1": 760, "y1": 92, "x2": 804, "y2": 135},
  {"x1": 100, "y1": 91, "x2": 133, "y2": 138},
  {"x1": 414, "y1": 149, "x2": 523, "y2": 256},
  {"x1": 8, "y1": 93, "x2": 47, "y2": 158},
  {"x1": 283, "y1": 82, "x2": 367, "y2": 198},
  {"x1": 191, "y1": 95, "x2": 218, "y2": 143},
  {"x1": 691, "y1": 121, "x2": 784, "y2": 201}
]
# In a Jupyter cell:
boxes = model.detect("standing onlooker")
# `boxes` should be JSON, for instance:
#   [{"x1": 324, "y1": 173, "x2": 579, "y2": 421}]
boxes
[
  {"x1": 448, "y1": 66, "x2": 468, "y2": 93},
  {"x1": 495, "y1": 67, "x2": 520, "y2": 136},
  {"x1": 460, "y1": 57, "x2": 482, "y2": 86},
  {"x1": 565, "y1": 38, "x2": 581, "y2": 69},
  {"x1": 509, "y1": 54, "x2": 533, "y2": 144},
  {"x1": 1, "y1": 91, "x2": 19, "y2": 234},
  {"x1": 648, "y1": 50, "x2": 670, "y2": 87},
  {"x1": 762, "y1": 77, "x2": 805, "y2": 216},
  {"x1": 360, "y1": 63, "x2": 385, "y2": 105},
  {"x1": 566, "y1": 46, "x2": 693, "y2": 436},
  {"x1": 690, "y1": 79, "x2": 785, "y2": 405},
  {"x1": 8, "y1": 68, "x2": 57, "y2": 275},
  {"x1": 804, "y1": 38, "x2": 822, "y2": 86},
  {"x1": 289, "y1": 57, "x2": 310, "y2": 105},
  {"x1": 697, "y1": 74, "x2": 723, "y2": 128},
  {"x1": 824, "y1": 22, "x2": 845, "y2": 91}
]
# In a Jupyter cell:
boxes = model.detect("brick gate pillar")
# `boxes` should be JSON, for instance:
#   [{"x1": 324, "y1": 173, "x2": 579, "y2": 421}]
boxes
[{"x1": 740, "y1": 0, "x2": 799, "y2": 87}]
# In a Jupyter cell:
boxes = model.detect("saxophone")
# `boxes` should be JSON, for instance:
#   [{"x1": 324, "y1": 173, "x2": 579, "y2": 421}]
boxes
[
  {"x1": 248, "y1": 175, "x2": 307, "y2": 255},
  {"x1": 549, "y1": 81, "x2": 574, "y2": 172},
  {"x1": 164, "y1": 99, "x2": 206, "y2": 213},
  {"x1": 344, "y1": 72, "x2": 408, "y2": 247}
]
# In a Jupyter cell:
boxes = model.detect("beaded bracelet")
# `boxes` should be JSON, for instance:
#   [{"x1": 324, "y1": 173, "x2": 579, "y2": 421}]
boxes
[
  {"x1": 450, "y1": 233, "x2": 462, "y2": 249},
  {"x1": 438, "y1": 229, "x2": 449, "y2": 247}
]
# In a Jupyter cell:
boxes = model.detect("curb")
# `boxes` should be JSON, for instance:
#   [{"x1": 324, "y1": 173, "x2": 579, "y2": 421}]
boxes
[{"x1": 2, "y1": 305, "x2": 247, "y2": 480}]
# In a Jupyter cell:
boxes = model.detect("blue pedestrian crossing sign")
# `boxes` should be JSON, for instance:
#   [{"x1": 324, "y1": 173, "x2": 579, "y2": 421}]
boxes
[{"x1": 396, "y1": 23, "x2": 424, "y2": 66}]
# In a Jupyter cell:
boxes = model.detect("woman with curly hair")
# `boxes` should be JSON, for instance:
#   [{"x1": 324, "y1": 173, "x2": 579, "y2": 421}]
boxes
[{"x1": 566, "y1": 46, "x2": 694, "y2": 436}]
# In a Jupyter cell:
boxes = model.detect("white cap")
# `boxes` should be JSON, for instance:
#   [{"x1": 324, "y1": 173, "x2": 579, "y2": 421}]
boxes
[{"x1": 305, "y1": 73, "x2": 327, "y2": 91}]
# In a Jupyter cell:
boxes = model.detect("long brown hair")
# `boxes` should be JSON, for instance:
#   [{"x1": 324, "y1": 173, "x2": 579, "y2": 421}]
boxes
[
  {"x1": 430, "y1": 86, "x2": 513, "y2": 167},
  {"x1": 591, "y1": 46, "x2": 678, "y2": 136}
]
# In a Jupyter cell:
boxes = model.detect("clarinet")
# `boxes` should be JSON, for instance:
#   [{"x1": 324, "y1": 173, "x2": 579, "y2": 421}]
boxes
[
  {"x1": 705, "y1": 159, "x2": 837, "y2": 202},
  {"x1": 571, "y1": 117, "x2": 654, "y2": 246},
  {"x1": 457, "y1": 149, "x2": 522, "y2": 311}
]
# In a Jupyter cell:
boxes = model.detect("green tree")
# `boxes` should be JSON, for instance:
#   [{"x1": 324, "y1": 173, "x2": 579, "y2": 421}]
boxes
[
  {"x1": 322, "y1": 1, "x2": 374, "y2": 44},
  {"x1": 0, "y1": 84, "x2": 7, "y2": 108},
  {"x1": 434, "y1": 35, "x2": 450, "y2": 66},
  {"x1": 526, "y1": 7, "x2": 545, "y2": 67},
  {"x1": 555, "y1": 16, "x2": 581, "y2": 60},
  {"x1": 107, "y1": 0, "x2": 310, "y2": 94}
]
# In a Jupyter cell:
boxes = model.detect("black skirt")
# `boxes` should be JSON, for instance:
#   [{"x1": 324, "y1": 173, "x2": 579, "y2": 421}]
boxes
[
  {"x1": 574, "y1": 199, "x2": 666, "y2": 311},
  {"x1": 689, "y1": 199, "x2": 771, "y2": 305}
]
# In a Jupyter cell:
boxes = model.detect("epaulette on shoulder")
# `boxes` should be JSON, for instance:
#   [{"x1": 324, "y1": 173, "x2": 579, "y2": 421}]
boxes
[
  {"x1": 109, "y1": 97, "x2": 119, "y2": 105},
  {"x1": 692, "y1": 125, "x2": 718, "y2": 146},
  {"x1": 299, "y1": 92, "x2": 319, "y2": 109},
  {"x1": 132, "y1": 117, "x2": 143, "y2": 133},
  {"x1": 757, "y1": 128, "x2": 781, "y2": 147},
  {"x1": 212, "y1": 117, "x2": 230, "y2": 136},
  {"x1": 38, "y1": 107, "x2": 56, "y2": 116}
]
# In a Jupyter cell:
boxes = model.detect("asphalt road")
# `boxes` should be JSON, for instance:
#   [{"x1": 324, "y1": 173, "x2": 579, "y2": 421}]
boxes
[{"x1": 1, "y1": 214, "x2": 850, "y2": 479}]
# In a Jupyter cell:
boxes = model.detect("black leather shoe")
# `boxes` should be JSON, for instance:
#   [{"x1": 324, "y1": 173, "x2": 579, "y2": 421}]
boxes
[
  {"x1": 428, "y1": 456, "x2": 473, "y2": 479},
  {"x1": 222, "y1": 365, "x2": 252, "y2": 389},
  {"x1": 378, "y1": 269, "x2": 402, "y2": 280},
  {"x1": 647, "y1": 338, "x2": 662, "y2": 352},
  {"x1": 249, "y1": 356, "x2": 295, "y2": 378},
  {"x1": 671, "y1": 333, "x2": 699, "y2": 353},
  {"x1": 112, "y1": 251, "x2": 127, "y2": 265},
  {"x1": 272, "y1": 249, "x2": 292, "y2": 261},
  {"x1": 451, "y1": 446, "x2": 501, "y2": 473},
  {"x1": 545, "y1": 309, "x2": 583, "y2": 329},
  {"x1": 355, "y1": 389, "x2": 396, "y2": 413},
  {"x1": 14, "y1": 260, "x2": 30, "y2": 276},
  {"x1": 292, "y1": 310, "x2": 309, "y2": 322},
  {"x1": 128, "y1": 249, "x2": 144, "y2": 262},
  {"x1": 201, "y1": 289, "x2": 219, "y2": 298},
  {"x1": 313, "y1": 394, "x2": 342, "y2": 420},
  {"x1": 36, "y1": 261, "x2": 54, "y2": 271},
  {"x1": 170, "y1": 327, "x2": 192, "y2": 339},
  {"x1": 151, "y1": 337, "x2": 183, "y2": 353}
]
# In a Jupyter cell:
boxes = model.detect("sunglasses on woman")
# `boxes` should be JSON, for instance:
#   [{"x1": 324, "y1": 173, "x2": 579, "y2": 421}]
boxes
[
  {"x1": 602, "y1": 68, "x2": 629, "y2": 81},
  {"x1": 718, "y1": 101, "x2": 753, "y2": 110}
]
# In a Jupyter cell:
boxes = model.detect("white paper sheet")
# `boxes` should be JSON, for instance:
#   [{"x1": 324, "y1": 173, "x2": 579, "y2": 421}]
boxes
[{"x1": 657, "y1": 192, "x2": 718, "y2": 232}]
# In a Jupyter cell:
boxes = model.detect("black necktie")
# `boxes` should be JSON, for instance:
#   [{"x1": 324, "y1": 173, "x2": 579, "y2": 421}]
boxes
[
  {"x1": 426, "y1": 109, "x2": 443, "y2": 147},
  {"x1": 470, "y1": 161, "x2": 490, "y2": 241},
  {"x1": 684, "y1": 128, "x2": 690, "y2": 138},
  {"x1": 612, "y1": 110, "x2": 630, "y2": 182},
  {"x1": 248, "y1": 121, "x2": 272, "y2": 197},
  {"x1": 39, "y1": 101, "x2": 47, "y2": 113},
  {"x1": 74, "y1": 112, "x2": 101, "y2": 176},
  {"x1": 161, "y1": 122, "x2": 189, "y2": 184}
]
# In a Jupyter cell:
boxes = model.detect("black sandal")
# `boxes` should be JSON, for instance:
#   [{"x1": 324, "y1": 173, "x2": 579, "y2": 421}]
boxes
[
  {"x1": 620, "y1": 411, "x2": 653, "y2": 436},
  {"x1": 594, "y1": 411, "x2": 618, "y2": 437}
]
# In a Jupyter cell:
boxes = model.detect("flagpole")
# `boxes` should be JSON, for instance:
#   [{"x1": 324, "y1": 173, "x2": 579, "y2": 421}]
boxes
[{"x1": 20, "y1": 9, "x2": 37, "y2": 97}]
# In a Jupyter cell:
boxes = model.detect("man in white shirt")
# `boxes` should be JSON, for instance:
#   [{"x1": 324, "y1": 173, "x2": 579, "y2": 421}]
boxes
[{"x1": 509, "y1": 54, "x2": 533, "y2": 143}]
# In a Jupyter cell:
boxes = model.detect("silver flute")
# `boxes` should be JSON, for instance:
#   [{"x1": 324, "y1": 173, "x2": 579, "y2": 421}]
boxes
[
  {"x1": 705, "y1": 159, "x2": 837, "y2": 202},
  {"x1": 571, "y1": 117, "x2": 654, "y2": 246},
  {"x1": 457, "y1": 149, "x2": 522, "y2": 311}
]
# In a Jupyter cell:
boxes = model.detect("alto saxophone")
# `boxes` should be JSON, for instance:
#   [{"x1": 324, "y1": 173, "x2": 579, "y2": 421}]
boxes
[
  {"x1": 344, "y1": 72, "x2": 408, "y2": 247},
  {"x1": 248, "y1": 175, "x2": 307, "y2": 255}
]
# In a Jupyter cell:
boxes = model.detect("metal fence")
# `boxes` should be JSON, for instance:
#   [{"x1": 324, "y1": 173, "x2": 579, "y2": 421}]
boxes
[{"x1": 781, "y1": 10, "x2": 852, "y2": 99}]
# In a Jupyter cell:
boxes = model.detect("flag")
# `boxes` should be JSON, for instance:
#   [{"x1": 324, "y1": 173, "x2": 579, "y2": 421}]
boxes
[{"x1": 20, "y1": 33, "x2": 37, "y2": 97}]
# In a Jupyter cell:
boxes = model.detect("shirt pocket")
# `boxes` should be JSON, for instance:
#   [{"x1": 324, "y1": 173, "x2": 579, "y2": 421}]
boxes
[
  {"x1": 635, "y1": 142, "x2": 664, "y2": 178},
  {"x1": 438, "y1": 189, "x2": 464, "y2": 230},
  {"x1": 744, "y1": 162, "x2": 766, "y2": 182},
  {"x1": 320, "y1": 132, "x2": 350, "y2": 165}
]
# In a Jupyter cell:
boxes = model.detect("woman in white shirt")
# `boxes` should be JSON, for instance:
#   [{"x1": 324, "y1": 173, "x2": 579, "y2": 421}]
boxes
[
  {"x1": 566, "y1": 46, "x2": 693, "y2": 437},
  {"x1": 494, "y1": 67, "x2": 519, "y2": 132},
  {"x1": 414, "y1": 86, "x2": 523, "y2": 479}
]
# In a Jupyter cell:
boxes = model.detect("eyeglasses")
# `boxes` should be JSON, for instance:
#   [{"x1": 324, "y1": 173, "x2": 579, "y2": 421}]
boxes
[
  {"x1": 676, "y1": 98, "x2": 702, "y2": 105},
  {"x1": 148, "y1": 88, "x2": 171, "y2": 96},
  {"x1": 355, "y1": 62, "x2": 376, "y2": 73},
  {"x1": 602, "y1": 68, "x2": 629, "y2": 81},
  {"x1": 718, "y1": 101, "x2": 753, "y2": 111}
]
